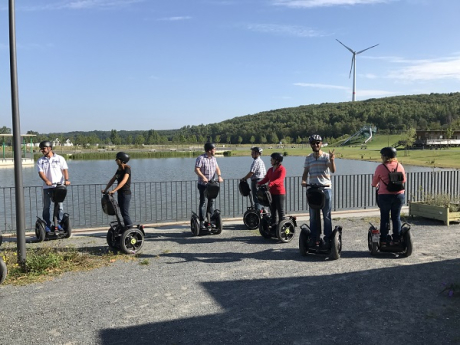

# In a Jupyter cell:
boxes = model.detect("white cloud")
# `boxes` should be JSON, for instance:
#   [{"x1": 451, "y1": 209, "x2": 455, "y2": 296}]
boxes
[
  {"x1": 245, "y1": 24, "x2": 326, "y2": 37},
  {"x1": 21, "y1": 0, "x2": 143, "y2": 11},
  {"x1": 272, "y1": 0, "x2": 391, "y2": 8},
  {"x1": 388, "y1": 57, "x2": 460, "y2": 81},
  {"x1": 294, "y1": 82, "x2": 348, "y2": 90},
  {"x1": 158, "y1": 16, "x2": 192, "y2": 21}
]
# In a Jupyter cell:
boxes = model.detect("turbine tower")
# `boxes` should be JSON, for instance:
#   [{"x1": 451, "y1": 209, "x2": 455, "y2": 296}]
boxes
[{"x1": 336, "y1": 39, "x2": 379, "y2": 101}]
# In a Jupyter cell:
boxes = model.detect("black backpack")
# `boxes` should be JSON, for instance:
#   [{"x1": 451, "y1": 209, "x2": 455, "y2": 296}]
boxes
[{"x1": 382, "y1": 163, "x2": 405, "y2": 192}]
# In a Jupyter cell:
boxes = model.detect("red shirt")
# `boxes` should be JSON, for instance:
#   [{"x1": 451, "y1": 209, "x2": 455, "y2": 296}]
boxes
[
  {"x1": 258, "y1": 165, "x2": 286, "y2": 195},
  {"x1": 372, "y1": 161, "x2": 406, "y2": 194}
]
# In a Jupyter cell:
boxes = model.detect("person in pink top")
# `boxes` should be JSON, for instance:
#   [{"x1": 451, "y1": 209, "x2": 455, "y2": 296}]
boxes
[
  {"x1": 372, "y1": 147, "x2": 406, "y2": 246},
  {"x1": 258, "y1": 152, "x2": 286, "y2": 225}
]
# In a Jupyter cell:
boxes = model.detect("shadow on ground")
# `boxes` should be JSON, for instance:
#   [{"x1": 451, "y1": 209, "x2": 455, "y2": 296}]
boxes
[{"x1": 99, "y1": 259, "x2": 460, "y2": 345}]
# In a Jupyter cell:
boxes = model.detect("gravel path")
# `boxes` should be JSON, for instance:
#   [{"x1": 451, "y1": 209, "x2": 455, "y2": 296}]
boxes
[{"x1": 0, "y1": 214, "x2": 459, "y2": 345}]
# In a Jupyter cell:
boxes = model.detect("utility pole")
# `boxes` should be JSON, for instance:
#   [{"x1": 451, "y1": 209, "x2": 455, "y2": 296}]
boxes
[{"x1": 9, "y1": 0, "x2": 27, "y2": 266}]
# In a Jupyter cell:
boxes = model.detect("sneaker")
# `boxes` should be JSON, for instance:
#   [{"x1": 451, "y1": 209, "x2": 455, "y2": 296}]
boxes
[
  {"x1": 199, "y1": 222, "x2": 206, "y2": 230},
  {"x1": 57, "y1": 225, "x2": 63, "y2": 231},
  {"x1": 45, "y1": 226, "x2": 51, "y2": 233}
]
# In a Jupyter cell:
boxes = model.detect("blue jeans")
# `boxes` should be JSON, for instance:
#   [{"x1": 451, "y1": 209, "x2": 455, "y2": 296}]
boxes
[
  {"x1": 251, "y1": 179, "x2": 262, "y2": 211},
  {"x1": 42, "y1": 188, "x2": 64, "y2": 228},
  {"x1": 309, "y1": 188, "x2": 332, "y2": 238},
  {"x1": 378, "y1": 193, "x2": 405, "y2": 241},
  {"x1": 118, "y1": 193, "x2": 132, "y2": 228},
  {"x1": 198, "y1": 184, "x2": 214, "y2": 222}
]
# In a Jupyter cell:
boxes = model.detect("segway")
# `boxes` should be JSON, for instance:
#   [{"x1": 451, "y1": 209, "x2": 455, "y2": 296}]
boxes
[
  {"x1": 35, "y1": 183, "x2": 71, "y2": 242},
  {"x1": 257, "y1": 185, "x2": 297, "y2": 243},
  {"x1": 102, "y1": 193, "x2": 145, "y2": 254},
  {"x1": 239, "y1": 180, "x2": 260, "y2": 230},
  {"x1": 0, "y1": 230, "x2": 7, "y2": 284},
  {"x1": 299, "y1": 184, "x2": 342, "y2": 260},
  {"x1": 190, "y1": 180, "x2": 223, "y2": 236},
  {"x1": 368, "y1": 222, "x2": 413, "y2": 257}
]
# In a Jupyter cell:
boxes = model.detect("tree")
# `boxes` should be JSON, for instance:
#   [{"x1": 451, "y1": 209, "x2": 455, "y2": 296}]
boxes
[
  {"x1": 0, "y1": 126, "x2": 11, "y2": 134},
  {"x1": 249, "y1": 135, "x2": 255, "y2": 145},
  {"x1": 110, "y1": 129, "x2": 121, "y2": 145},
  {"x1": 135, "y1": 134, "x2": 145, "y2": 146}
]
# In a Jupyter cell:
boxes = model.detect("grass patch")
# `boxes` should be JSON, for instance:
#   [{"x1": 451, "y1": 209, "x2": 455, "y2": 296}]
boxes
[{"x1": 1, "y1": 240, "x2": 137, "y2": 286}]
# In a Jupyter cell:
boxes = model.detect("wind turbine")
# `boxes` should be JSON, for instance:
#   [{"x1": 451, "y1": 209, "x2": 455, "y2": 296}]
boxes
[{"x1": 336, "y1": 39, "x2": 379, "y2": 101}]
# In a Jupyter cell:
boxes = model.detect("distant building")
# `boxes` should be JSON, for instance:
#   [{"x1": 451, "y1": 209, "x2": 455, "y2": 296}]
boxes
[{"x1": 415, "y1": 130, "x2": 460, "y2": 147}]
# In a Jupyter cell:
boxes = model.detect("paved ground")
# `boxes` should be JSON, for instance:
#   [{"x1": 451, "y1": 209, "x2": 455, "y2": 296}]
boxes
[{"x1": 0, "y1": 209, "x2": 459, "y2": 345}]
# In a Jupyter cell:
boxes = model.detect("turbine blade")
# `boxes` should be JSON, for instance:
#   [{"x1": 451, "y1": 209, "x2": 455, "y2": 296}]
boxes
[
  {"x1": 336, "y1": 39, "x2": 355, "y2": 54},
  {"x1": 356, "y1": 44, "x2": 379, "y2": 55},
  {"x1": 349, "y1": 56, "x2": 354, "y2": 78}
]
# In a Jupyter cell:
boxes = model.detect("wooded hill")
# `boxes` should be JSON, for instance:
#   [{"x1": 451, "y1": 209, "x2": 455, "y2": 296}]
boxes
[{"x1": 29, "y1": 92, "x2": 460, "y2": 145}]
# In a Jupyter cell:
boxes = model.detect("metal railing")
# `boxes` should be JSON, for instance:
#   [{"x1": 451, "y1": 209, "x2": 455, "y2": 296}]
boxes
[{"x1": 0, "y1": 170, "x2": 459, "y2": 233}]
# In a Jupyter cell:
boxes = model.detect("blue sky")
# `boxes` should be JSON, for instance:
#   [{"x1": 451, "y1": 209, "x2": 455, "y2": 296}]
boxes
[{"x1": 0, "y1": 0, "x2": 459, "y2": 133}]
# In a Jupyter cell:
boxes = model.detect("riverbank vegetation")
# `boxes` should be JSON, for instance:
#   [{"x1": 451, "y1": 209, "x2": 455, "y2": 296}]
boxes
[{"x1": 11, "y1": 92, "x2": 460, "y2": 147}]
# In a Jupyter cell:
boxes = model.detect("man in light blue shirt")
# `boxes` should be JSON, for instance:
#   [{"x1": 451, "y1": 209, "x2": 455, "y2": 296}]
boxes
[{"x1": 241, "y1": 147, "x2": 266, "y2": 210}]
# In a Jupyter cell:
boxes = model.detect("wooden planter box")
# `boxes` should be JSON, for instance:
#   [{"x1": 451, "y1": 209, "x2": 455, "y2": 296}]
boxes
[{"x1": 409, "y1": 202, "x2": 460, "y2": 226}]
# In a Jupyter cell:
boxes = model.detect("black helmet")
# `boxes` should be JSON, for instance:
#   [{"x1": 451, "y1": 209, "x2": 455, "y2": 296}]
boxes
[
  {"x1": 309, "y1": 134, "x2": 322, "y2": 143},
  {"x1": 251, "y1": 147, "x2": 263, "y2": 154},
  {"x1": 270, "y1": 152, "x2": 283, "y2": 163},
  {"x1": 39, "y1": 140, "x2": 52, "y2": 149},
  {"x1": 380, "y1": 147, "x2": 397, "y2": 159},
  {"x1": 116, "y1": 152, "x2": 130, "y2": 163},
  {"x1": 204, "y1": 142, "x2": 216, "y2": 151}
]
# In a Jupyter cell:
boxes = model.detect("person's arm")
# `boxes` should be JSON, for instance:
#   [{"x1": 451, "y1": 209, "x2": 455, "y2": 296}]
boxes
[
  {"x1": 242, "y1": 171, "x2": 254, "y2": 180},
  {"x1": 195, "y1": 166, "x2": 209, "y2": 184},
  {"x1": 371, "y1": 165, "x2": 382, "y2": 187},
  {"x1": 216, "y1": 165, "x2": 223, "y2": 182},
  {"x1": 258, "y1": 170, "x2": 270, "y2": 185},
  {"x1": 62, "y1": 169, "x2": 70, "y2": 186},
  {"x1": 111, "y1": 173, "x2": 129, "y2": 194},
  {"x1": 38, "y1": 171, "x2": 53, "y2": 186},
  {"x1": 269, "y1": 166, "x2": 286, "y2": 188},
  {"x1": 328, "y1": 149, "x2": 336, "y2": 173},
  {"x1": 102, "y1": 175, "x2": 117, "y2": 193},
  {"x1": 301, "y1": 167, "x2": 309, "y2": 187}
]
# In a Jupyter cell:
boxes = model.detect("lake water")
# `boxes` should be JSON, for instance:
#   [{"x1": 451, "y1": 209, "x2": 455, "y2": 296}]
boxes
[{"x1": 1, "y1": 156, "x2": 443, "y2": 188}]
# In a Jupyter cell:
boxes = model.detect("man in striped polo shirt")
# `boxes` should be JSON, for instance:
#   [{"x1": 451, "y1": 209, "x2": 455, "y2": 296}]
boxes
[
  {"x1": 195, "y1": 142, "x2": 224, "y2": 229},
  {"x1": 301, "y1": 134, "x2": 336, "y2": 247}
]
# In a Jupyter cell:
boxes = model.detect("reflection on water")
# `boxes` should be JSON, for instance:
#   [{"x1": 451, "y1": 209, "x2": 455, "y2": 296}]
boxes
[{"x1": 1, "y1": 156, "x2": 443, "y2": 187}]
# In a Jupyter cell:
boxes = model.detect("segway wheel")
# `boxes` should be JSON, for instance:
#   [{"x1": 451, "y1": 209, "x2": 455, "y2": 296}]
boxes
[
  {"x1": 0, "y1": 232, "x2": 2, "y2": 247},
  {"x1": 329, "y1": 231, "x2": 341, "y2": 260},
  {"x1": 299, "y1": 225, "x2": 310, "y2": 256},
  {"x1": 243, "y1": 210, "x2": 260, "y2": 230},
  {"x1": 259, "y1": 216, "x2": 271, "y2": 239},
  {"x1": 35, "y1": 220, "x2": 46, "y2": 242},
  {"x1": 106, "y1": 228, "x2": 118, "y2": 250},
  {"x1": 277, "y1": 219, "x2": 295, "y2": 243},
  {"x1": 62, "y1": 214, "x2": 72, "y2": 239},
  {"x1": 403, "y1": 230, "x2": 413, "y2": 257},
  {"x1": 213, "y1": 213, "x2": 223, "y2": 235},
  {"x1": 120, "y1": 228, "x2": 145, "y2": 255},
  {"x1": 368, "y1": 232, "x2": 378, "y2": 256},
  {"x1": 190, "y1": 216, "x2": 200, "y2": 236},
  {"x1": 0, "y1": 258, "x2": 7, "y2": 285}
]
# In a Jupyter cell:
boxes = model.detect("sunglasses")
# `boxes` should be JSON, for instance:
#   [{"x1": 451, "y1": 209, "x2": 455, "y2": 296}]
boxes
[{"x1": 311, "y1": 142, "x2": 321, "y2": 145}]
